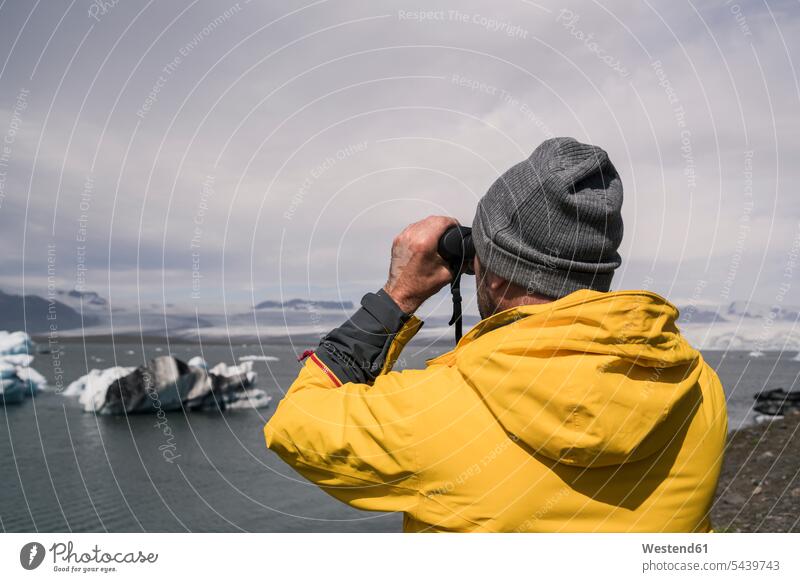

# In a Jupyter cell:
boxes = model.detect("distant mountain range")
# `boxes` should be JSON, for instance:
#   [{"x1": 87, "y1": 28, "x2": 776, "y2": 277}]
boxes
[
  {"x1": 0, "y1": 288, "x2": 356, "y2": 339},
  {"x1": 1, "y1": 288, "x2": 797, "y2": 350},
  {"x1": 57, "y1": 289, "x2": 107, "y2": 307},
  {"x1": 254, "y1": 298, "x2": 354, "y2": 311},
  {"x1": 0, "y1": 289, "x2": 97, "y2": 332},
  {"x1": 677, "y1": 300, "x2": 800, "y2": 351},
  {"x1": 678, "y1": 300, "x2": 800, "y2": 325}
]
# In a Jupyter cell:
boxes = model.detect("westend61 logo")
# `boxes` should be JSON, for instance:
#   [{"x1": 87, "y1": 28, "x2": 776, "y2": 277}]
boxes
[{"x1": 19, "y1": 541, "x2": 158, "y2": 573}]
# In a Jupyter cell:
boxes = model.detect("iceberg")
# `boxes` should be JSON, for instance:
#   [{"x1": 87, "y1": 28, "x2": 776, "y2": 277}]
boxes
[
  {"x1": 208, "y1": 361, "x2": 257, "y2": 382},
  {"x1": 64, "y1": 366, "x2": 135, "y2": 402},
  {"x1": 238, "y1": 355, "x2": 279, "y2": 362},
  {"x1": 0, "y1": 330, "x2": 47, "y2": 404},
  {"x1": 1, "y1": 359, "x2": 29, "y2": 404},
  {"x1": 0, "y1": 353, "x2": 34, "y2": 367},
  {"x1": 64, "y1": 355, "x2": 271, "y2": 415},
  {"x1": 15, "y1": 366, "x2": 48, "y2": 389},
  {"x1": 187, "y1": 356, "x2": 208, "y2": 369},
  {"x1": 225, "y1": 389, "x2": 272, "y2": 410},
  {"x1": 0, "y1": 330, "x2": 34, "y2": 355}
]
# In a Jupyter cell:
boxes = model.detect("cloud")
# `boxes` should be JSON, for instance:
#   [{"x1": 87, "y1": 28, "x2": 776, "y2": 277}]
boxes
[{"x1": 0, "y1": 0, "x2": 797, "y2": 312}]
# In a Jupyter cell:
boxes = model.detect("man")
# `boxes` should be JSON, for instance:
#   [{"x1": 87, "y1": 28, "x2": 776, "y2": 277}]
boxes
[{"x1": 264, "y1": 137, "x2": 727, "y2": 532}]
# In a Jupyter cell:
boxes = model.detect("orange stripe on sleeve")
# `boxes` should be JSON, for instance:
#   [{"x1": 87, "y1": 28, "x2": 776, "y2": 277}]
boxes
[{"x1": 308, "y1": 352, "x2": 343, "y2": 387}]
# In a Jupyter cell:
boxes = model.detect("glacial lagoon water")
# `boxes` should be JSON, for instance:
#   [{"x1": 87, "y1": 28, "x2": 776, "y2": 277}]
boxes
[{"x1": 1, "y1": 339, "x2": 798, "y2": 532}]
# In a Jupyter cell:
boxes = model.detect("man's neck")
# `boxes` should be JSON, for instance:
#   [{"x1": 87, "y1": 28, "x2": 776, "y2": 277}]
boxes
[{"x1": 494, "y1": 289, "x2": 554, "y2": 314}]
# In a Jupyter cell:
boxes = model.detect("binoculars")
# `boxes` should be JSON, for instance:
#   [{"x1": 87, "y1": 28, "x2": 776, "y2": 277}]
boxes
[
  {"x1": 437, "y1": 225, "x2": 475, "y2": 275},
  {"x1": 437, "y1": 226, "x2": 475, "y2": 343}
]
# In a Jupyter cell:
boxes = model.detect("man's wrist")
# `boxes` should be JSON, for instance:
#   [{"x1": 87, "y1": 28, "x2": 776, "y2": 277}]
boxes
[
  {"x1": 314, "y1": 288, "x2": 416, "y2": 385},
  {"x1": 382, "y1": 284, "x2": 421, "y2": 314}
]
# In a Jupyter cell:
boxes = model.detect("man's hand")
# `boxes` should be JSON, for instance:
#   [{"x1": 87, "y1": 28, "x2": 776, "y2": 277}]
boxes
[{"x1": 383, "y1": 215, "x2": 459, "y2": 314}]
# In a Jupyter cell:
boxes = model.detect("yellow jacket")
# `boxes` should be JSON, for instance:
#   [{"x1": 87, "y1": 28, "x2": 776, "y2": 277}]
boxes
[{"x1": 265, "y1": 289, "x2": 727, "y2": 532}]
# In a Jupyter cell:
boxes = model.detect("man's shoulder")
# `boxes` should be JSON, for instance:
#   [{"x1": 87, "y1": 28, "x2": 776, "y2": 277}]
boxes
[{"x1": 374, "y1": 361, "x2": 469, "y2": 397}]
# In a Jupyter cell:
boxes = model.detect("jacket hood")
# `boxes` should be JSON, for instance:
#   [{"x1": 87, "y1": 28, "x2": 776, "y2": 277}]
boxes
[{"x1": 438, "y1": 290, "x2": 702, "y2": 468}]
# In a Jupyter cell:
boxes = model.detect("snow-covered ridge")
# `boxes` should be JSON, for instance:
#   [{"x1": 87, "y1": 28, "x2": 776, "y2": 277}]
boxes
[
  {"x1": 254, "y1": 298, "x2": 354, "y2": 311},
  {"x1": 724, "y1": 300, "x2": 800, "y2": 321},
  {"x1": 678, "y1": 300, "x2": 800, "y2": 351},
  {"x1": 9, "y1": 287, "x2": 800, "y2": 351}
]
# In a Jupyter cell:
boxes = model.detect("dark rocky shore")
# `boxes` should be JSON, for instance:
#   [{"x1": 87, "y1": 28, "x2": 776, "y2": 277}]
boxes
[{"x1": 711, "y1": 410, "x2": 800, "y2": 532}]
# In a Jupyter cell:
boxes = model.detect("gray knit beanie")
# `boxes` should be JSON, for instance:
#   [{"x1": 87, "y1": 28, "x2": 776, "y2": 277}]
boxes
[{"x1": 472, "y1": 137, "x2": 623, "y2": 299}]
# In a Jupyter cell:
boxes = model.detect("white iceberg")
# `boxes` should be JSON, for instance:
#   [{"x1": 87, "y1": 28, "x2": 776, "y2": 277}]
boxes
[
  {"x1": 1, "y1": 330, "x2": 47, "y2": 404},
  {"x1": 225, "y1": 388, "x2": 272, "y2": 410},
  {"x1": 187, "y1": 356, "x2": 208, "y2": 369},
  {"x1": 0, "y1": 377, "x2": 28, "y2": 404},
  {"x1": 0, "y1": 361, "x2": 16, "y2": 378},
  {"x1": 238, "y1": 355, "x2": 279, "y2": 363},
  {"x1": 64, "y1": 366, "x2": 135, "y2": 412},
  {"x1": 15, "y1": 366, "x2": 48, "y2": 390},
  {"x1": 210, "y1": 360, "x2": 257, "y2": 383},
  {"x1": 0, "y1": 331, "x2": 33, "y2": 355},
  {"x1": 64, "y1": 356, "x2": 269, "y2": 414},
  {"x1": 0, "y1": 353, "x2": 34, "y2": 367}
]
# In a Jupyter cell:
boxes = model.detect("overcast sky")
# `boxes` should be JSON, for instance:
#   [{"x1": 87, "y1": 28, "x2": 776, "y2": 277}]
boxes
[{"x1": 0, "y1": 0, "x2": 798, "y2": 316}]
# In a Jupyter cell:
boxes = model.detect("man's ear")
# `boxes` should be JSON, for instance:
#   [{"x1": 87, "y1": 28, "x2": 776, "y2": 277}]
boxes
[
  {"x1": 488, "y1": 272, "x2": 510, "y2": 292},
  {"x1": 475, "y1": 257, "x2": 508, "y2": 291},
  {"x1": 478, "y1": 264, "x2": 507, "y2": 291}
]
